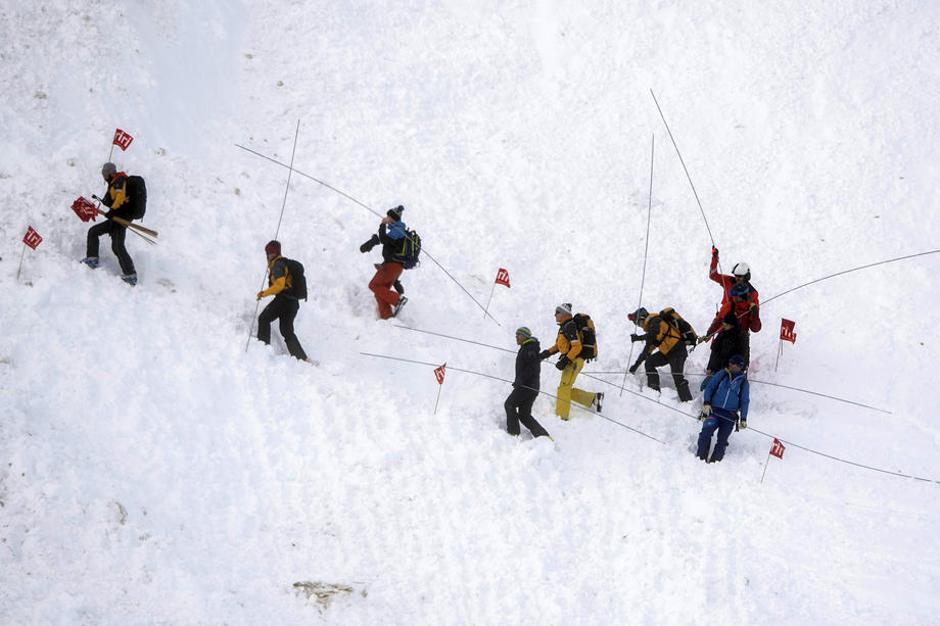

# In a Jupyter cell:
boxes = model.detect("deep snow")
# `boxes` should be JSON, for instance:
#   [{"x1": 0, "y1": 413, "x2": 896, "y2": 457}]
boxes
[{"x1": 1, "y1": 1, "x2": 939, "y2": 624}]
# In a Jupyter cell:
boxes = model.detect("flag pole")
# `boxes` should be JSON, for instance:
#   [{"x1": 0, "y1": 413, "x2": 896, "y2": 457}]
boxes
[
  {"x1": 760, "y1": 449, "x2": 772, "y2": 484},
  {"x1": 483, "y1": 282, "x2": 497, "y2": 319},
  {"x1": 15, "y1": 243, "x2": 27, "y2": 281},
  {"x1": 433, "y1": 382, "x2": 444, "y2": 414},
  {"x1": 774, "y1": 338, "x2": 783, "y2": 372}
]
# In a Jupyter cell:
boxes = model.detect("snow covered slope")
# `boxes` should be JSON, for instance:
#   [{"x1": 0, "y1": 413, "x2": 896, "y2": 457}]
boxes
[{"x1": 2, "y1": 2, "x2": 939, "y2": 624}]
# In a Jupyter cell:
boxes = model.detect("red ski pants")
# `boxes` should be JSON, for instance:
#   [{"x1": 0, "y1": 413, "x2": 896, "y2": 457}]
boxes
[{"x1": 369, "y1": 262, "x2": 403, "y2": 319}]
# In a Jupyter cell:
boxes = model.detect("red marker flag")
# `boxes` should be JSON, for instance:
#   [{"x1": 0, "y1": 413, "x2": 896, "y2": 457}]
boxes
[
  {"x1": 434, "y1": 362, "x2": 447, "y2": 385},
  {"x1": 22, "y1": 225, "x2": 43, "y2": 250},
  {"x1": 770, "y1": 438, "x2": 786, "y2": 459},
  {"x1": 112, "y1": 128, "x2": 134, "y2": 151},
  {"x1": 495, "y1": 267, "x2": 511, "y2": 288},
  {"x1": 71, "y1": 196, "x2": 98, "y2": 222},
  {"x1": 780, "y1": 319, "x2": 797, "y2": 343}
]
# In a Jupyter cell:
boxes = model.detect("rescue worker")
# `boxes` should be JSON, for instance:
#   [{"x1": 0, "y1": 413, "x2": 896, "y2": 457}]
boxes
[
  {"x1": 706, "y1": 246, "x2": 761, "y2": 365},
  {"x1": 628, "y1": 306, "x2": 697, "y2": 402},
  {"x1": 360, "y1": 205, "x2": 409, "y2": 319},
  {"x1": 82, "y1": 162, "x2": 143, "y2": 285},
  {"x1": 697, "y1": 354, "x2": 750, "y2": 463},
  {"x1": 539, "y1": 303, "x2": 604, "y2": 420},
  {"x1": 256, "y1": 240, "x2": 309, "y2": 361},
  {"x1": 505, "y1": 327, "x2": 550, "y2": 438}
]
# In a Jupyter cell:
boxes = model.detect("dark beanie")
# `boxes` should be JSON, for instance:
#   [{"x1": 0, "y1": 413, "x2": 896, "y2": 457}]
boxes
[
  {"x1": 387, "y1": 205, "x2": 404, "y2": 221},
  {"x1": 264, "y1": 240, "x2": 281, "y2": 256}
]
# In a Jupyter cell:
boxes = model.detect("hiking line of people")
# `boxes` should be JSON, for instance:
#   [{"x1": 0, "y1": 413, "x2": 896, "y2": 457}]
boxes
[
  {"x1": 501, "y1": 246, "x2": 760, "y2": 461},
  {"x1": 70, "y1": 162, "x2": 754, "y2": 461}
]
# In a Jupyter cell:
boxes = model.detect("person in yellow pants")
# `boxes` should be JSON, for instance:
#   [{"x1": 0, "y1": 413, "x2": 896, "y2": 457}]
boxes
[{"x1": 539, "y1": 303, "x2": 604, "y2": 420}]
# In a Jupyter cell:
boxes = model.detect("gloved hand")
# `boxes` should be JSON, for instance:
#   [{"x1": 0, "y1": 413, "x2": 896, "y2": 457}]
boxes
[
  {"x1": 393, "y1": 280, "x2": 405, "y2": 295},
  {"x1": 628, "y1": 363, "x2": 639, "y2": 374},
  {"x1": 738, "y1": 419, "x2": 747, "y2": 430},
  {"x1": 256, "y1": 291, "x2": 264, "y2": 301},
  {"x1": 555, "y1": 356, "x2": 570, "y2": 371},
  {"x1": 712, "y1": 246, "x2": 719, "y2": 258},
  {"x1": 749, "y1": 302, "x2": 758, "y2": 311},
  {"x1": 700, "y1": 404, "x2": 712, "y2": 418},
  {"x1": 359, "y1": 235, "x2": 379, "y2": 253},
  {"x1": 538, "y1": 350, "x2": 551, "y2": 360},
  {"x1": 105, "y1": 210, "x2": 113, "y2": 219},
  {"x1": 630, "y1": 333, "x2": 643, "y2": 342}
]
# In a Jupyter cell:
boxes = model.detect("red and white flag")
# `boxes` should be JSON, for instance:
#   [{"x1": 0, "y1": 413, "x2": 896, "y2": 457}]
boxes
[
  {"x1": 780, "y1": 318, "x2": 797, "y2": 344},
  {"x1": 112, "y1": 128, "x2": 134, "y2": 151},
  {"x1": 494, "y1": 267, "x2": 511, "y2": 288},
  {"x1": 434, "y1": 363, "x2": 447, "y2": 385},
  {"x1": 22, "y1": 225, "x2": 43, "y2": 250},
  {"x1": 71, "y1": 196, "x2": 98, "y2": 222},
  {"x1": 770, "y1": 438, "x2": 786, "y2": 459}
]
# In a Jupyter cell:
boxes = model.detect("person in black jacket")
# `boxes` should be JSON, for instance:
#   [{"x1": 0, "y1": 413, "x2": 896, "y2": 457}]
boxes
[
  {"x1": 505, "y1": 327, "x2": 550, "y2": 438},
  {"x1": 256, "y1": 240, "x2": 309, "y2": 361},
  {"x1": 359, "y1": 205, "x2": 408, "y2": 319},
  {"x1": 81, "y1": 162, "x2": 143, "y2": 285}
]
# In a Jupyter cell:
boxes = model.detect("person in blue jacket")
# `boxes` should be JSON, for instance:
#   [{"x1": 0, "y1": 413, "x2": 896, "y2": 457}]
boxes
[{"x1": 696, "y1": 354, "x2": 750, "y2": 462}]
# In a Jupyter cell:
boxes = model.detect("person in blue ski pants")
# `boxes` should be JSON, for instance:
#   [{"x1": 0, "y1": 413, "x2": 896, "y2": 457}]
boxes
[{"x1": 697, "y1": 354, "x2": 750, "y2": 463}]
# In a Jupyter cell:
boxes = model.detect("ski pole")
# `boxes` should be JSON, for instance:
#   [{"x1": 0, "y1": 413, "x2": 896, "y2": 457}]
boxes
[
  {"x1": 762, "y1": 249, "x2": 940, "y2": 307},
  {"x1": 246, "y1": 121, "x2": 301, "y2": 353},
  {"x1": 650, "y1": 89, "x2": 719, "y2": 253},
  {"x1": 622, "y1": 133, "x2": 655, "y2": 397}
]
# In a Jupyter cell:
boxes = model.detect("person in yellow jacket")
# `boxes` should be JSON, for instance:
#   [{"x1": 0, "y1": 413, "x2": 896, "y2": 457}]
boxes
[
  {"x1": 627, "y1": 306, "x2": 696, "y2": 402},
  {"x1": 256, "y1": 240, "x2": 309, "y2": 361},
  {"x1": 539, "y1": 303, "x2": 604, "y2": 420}
]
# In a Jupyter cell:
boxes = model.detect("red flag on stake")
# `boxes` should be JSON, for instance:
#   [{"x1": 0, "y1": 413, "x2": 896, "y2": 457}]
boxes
[
  {"x1": 761, "y1": 438, "x2": 786, "y2": 484},
  {"x1": 495, "y1": 267, "x2": 511, "y2": 288},
  {"x1": 17, "y1": 225, "x2": 43, "y2": 280},
  {"x1": 780, "y1": 319, "x2": 797, "y2": 343},
  {"x1": 775, "y1": 318, "x2": 797, "y2": 372},
  {"x1": 22, "y1": 225, "x2": 43, "y2": 250},
  {"x1": 483, "y1": 267, "x2": 511, "y2": 318},
  {"x1": 433, "y1": 362, "x2": 447, "y2": 414},
  {"x1": 71, "y1": 196, "x2": 98, "y2": 222},
  {"x1": 112, "y1": 128, "x2": 134, "y2": 151}
]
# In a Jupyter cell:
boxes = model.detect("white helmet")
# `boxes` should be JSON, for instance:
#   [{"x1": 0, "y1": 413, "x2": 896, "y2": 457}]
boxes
[{"x1": 732, "y1": 262, "x2": 750, "y2": 277}]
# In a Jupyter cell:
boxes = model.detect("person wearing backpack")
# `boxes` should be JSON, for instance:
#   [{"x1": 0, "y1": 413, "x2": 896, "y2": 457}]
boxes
[
  {"x1": 539, "y1": 303, "x2": 604, "y2": 420},
  {"x1": 505, "y1": 327, "x2": 550, "y2": 439},
  {"x1": 628, "y1": 306, "x2": 697, "y2": 402},
  {"x1": 696, "y1": 354, "x2": 750, "y2": 462},
  {"x1": 359, "y1": 205, "x2": 411, "y2": 319},
  {"x1": 81, "y1": 162, "x2": 145, "y2": 285},
  {"x1": 256, "y1": 240, "x2": 309, "y2": 361}
]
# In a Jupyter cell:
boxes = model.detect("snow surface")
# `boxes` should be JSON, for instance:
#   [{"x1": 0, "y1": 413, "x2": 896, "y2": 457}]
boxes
[{"x1": 2, "y1": 1, "x2": 939, "y2": 624}]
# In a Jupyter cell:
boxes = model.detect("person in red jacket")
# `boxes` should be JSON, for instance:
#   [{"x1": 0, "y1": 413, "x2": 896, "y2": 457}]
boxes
[{"x1": 704, "y1": 246, "x2": 761, "y2": 366}]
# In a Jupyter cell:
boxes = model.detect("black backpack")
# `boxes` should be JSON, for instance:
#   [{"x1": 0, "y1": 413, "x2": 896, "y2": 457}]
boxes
[
  {"x1": 394, "y1": 230, "x2": 422, "y2": 269},
  {"x1": 284, "y1": 258, "x2": 307, "y2": 300},
  {"x1": 126, "y1": 175, "x2": 147, "y2": 220},
  {"x1": 573, "y1": 313, "x2": 598, "y2": 360}
]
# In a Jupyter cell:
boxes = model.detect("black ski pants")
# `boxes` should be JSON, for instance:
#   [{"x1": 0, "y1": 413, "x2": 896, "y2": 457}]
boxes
[
  {"x1": 258, "y1": 295, "x2": 308, "y2": 361},
  {"x1": 645, "y1": 344, "x2": 693, "y2": 401},
  {"x1": 87, "y1": 220, "x2": 135, "y2": 275},
  {"x1": 504, "y1": 388, "x2": 549, "y2": 438}
]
